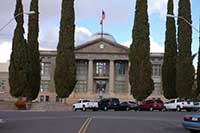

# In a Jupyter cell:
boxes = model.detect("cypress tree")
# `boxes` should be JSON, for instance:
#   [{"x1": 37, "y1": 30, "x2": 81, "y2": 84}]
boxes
[
  {"x1": 162, "y1": 0, "x2": 177, "y2": 99},
  {"x1": 197, "y1": 36, "x2": 200, "y2": 97},
  {"x1": 129, "y1": 0, "x2": 154, "y2": 101},
  {"x1": 27, "y1": 0, "x2": 40, "y2": 101},
  {"x1": 176, "y1": 0, "x2": 194, "y2": 98},
  {"x1": 9, "y1": 0, "x2": 28, "y2": 98},
  {"x1": 54, "y1": 0, "x2": 76, "y2": 98}
]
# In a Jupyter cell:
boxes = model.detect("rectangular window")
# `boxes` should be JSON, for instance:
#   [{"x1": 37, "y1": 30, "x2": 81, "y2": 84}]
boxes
[
  {"x1": 0, "y1": 80, "x2": 6, "y2": 90},
  {"x1": 40, "y1": 95, "x2": 44, "y2": 102},
  {"x1": 40, "y1": 80, "x2": 50, "y2": 92},
  {"x1": 115, "y1": 62, "x2": 125, "y2": 75},
  {"x1": 46, "y1": 96, "x2": 50, "y2": 102},
  {"x1": 152, "y1": 64, "x2": 161, "y2": 76},
  {"x1": 114, "y1": 81, "x2": 127, "y2": 93},
  {"x1": 76, "y1": 60, "x2": 87, "y2": 76},
  {"x1": 75, "y1": 80, "x2": 87, "y2": 92},
  {"x1": 95, "y1": 61, "x2": 108, "y2": 76},
  {"x1": 56, "y1": 96, "x2": 60, "y2": 102},
  {"x1": 41, "y1": 62, "x2": 51, "y2": 76}
]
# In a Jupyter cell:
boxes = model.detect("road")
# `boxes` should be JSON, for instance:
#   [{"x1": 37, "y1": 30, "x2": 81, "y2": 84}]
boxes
[{"x1": 0, "y1": 111, "x2": 191, "y2": 133}]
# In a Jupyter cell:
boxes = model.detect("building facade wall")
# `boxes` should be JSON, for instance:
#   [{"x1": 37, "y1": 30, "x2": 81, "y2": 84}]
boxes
[{"x1": 0, "y1": 37, "x2": 164, "y2": 102}]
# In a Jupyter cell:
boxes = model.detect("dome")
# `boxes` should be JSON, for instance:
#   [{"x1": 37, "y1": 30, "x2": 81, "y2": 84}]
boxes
[{"x1": 88, "y1": 33, "x2": 116, "y2": 43}]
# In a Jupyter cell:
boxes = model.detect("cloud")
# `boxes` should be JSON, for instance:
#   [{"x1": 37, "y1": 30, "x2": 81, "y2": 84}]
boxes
[
  {"x1": 150, "y1": 37, "x2": 164, "y2": 53},
  {"x1": 148, "y1": 0, "x2": 179, "y2": 17},
  {"x1": 75, "y1": 27, "x2": 92, "y2": 45},
  {"x1": 148, "y1": 0, "x2": 167, "y2": 16},
  {"x1": 121, "y1": 37, "x2": 164, "y2": 53},
  {"x1": 0, "y1": 0, "x2": 173, "y2": 62},
  {"x1": 0, "y1": 41, "x2": 12, "y2": 62}
]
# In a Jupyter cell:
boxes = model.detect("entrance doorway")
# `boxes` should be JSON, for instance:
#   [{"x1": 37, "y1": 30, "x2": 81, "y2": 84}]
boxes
[{"x1": 95, "y1": 80, "x2": 107, "y2": 94}]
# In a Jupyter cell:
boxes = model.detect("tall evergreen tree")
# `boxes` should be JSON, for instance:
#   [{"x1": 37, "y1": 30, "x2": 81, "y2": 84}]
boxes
[
  {"x1": 162, "y1": 0, "x2": 177, "y2": 99},
  {"x1": 129, "y1": 0, "x2": 154, "y2": 101},
  {"x1": 54, "y1": 0, "x2": 76, "y2": 98},
  {"x1": 9, "y1": 0, "x2": 28, "y2": 98},
  {"x1": 27, "y1": 0, "x2": 40, "y2": 101},
  {"x1": 176, "y1": 0, "x2": 194, "y2": 98},
  {"x1": 196, "y1": 21, "x2": 200, "y2": 97}
]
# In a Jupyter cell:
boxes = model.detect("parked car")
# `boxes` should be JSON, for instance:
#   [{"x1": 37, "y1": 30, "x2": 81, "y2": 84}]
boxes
[
  {"x1": 98, "y1": 98, "x2": 120, "y2": 111},
  {"x1": 138, "y1": 99, "x2": 165, "y2": 111},
  {"x1": 192, "y1": 102, "x2": 200, "y2": 112},
  {"x1": 115, "y1": 101, "x2": 131, "y2": 111},
  {"x1": 164, "y1": 98, "x2": 194, "y2": 112},
  {"x1": 183, "y1": 114, "x2": 200, "y2": 133},
  {"x1": 72, "y1": 99, "x2": 98, "y2": 111},
  {"x1": 127, "y1": 101, "x2": 139, "y2": 111}
]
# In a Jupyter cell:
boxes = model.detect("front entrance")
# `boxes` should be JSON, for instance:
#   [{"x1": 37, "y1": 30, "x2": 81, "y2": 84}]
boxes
[{"x1": 95, "y1": 80, "x2": 107, "y2": 94}]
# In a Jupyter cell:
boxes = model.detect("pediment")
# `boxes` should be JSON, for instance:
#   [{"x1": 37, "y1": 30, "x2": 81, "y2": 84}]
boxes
[{"x1": 75, "y1": 39, "x2": 128, "y2": 54}]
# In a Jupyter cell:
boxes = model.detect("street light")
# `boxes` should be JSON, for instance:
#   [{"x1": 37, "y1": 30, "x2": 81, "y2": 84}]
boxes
[
  {"x1": 0, "y1": 11, "x2": 35, "y2": 32},
  {"x1": 167, "y1": 14, "x2": 199, "y2": 33},
  {"x1": 167, "y1": 14, "x2": 200, "y2": 95},
  {"x1": 167, "y1": 14, "x2": 200, "y2": 53}
]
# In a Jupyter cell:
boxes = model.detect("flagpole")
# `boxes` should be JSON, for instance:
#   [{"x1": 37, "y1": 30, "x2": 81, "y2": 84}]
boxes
[
  {"x1": 100, "y1": 10, "x2": 105, "y2": 40},
  {"x1": 101, "y1": 21, "x2": 103, "y2": 40}
]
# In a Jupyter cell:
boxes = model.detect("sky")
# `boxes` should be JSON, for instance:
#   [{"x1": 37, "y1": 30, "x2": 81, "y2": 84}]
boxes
[{"x1": 0, "y1": 0, "x2": 199, "y2": 67}]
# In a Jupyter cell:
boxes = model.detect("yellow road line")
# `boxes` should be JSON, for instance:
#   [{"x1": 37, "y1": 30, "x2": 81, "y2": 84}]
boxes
[
  {"x1": 82, "y1": 117, "x2": 92, "y2": 133},
  {"x1": 78, "y1": 117, "x2": 92, "y2": 133}
]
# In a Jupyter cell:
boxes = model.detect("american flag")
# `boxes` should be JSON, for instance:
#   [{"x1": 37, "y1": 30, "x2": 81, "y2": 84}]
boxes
[{"x1": 100, "y1": 10, "x2": 105, "y2": 25}]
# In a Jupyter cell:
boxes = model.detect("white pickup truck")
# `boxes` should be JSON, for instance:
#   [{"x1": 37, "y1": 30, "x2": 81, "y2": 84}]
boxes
[
  {"x1": 164, "y1": 98, "x2": 194, "y2": 111},
  {"x1": 72, "y1": 99, "x2": 98, "y2": 111}
]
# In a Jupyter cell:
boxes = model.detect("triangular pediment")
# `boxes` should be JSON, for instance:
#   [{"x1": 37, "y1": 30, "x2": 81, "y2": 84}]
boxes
[{"x1": 75, "y1": 38, "x2": 128, "y2": 54}]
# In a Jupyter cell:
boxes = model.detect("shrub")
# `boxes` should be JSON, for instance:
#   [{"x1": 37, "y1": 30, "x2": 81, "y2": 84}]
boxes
[{"x1": 15, "y1": 98, "x2": 26, "y2": 110}]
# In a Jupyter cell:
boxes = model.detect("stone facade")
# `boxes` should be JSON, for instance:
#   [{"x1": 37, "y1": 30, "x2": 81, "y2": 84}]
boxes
[
  {"x1": 0, "y1": 33, "x2": 164, "y2": 103},
  {"x1": 37, "y1": 33, "x2": 164, "y2": 103}
]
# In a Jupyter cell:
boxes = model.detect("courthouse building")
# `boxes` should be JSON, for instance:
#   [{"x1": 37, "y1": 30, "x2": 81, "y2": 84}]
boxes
[{"x1": 0, "y1": 33, "x2": 164, "y2": 102}]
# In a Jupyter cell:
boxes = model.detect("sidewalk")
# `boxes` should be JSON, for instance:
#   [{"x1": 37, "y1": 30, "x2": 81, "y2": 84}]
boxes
[{"x1": 0, "y1": 101, "x2": 72, "y2": 112}]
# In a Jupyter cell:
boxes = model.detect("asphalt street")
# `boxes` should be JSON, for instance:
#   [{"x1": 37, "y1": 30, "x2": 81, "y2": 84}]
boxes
[{"x1": 0, "y1": 111, "x2": 192, "y2": 133}]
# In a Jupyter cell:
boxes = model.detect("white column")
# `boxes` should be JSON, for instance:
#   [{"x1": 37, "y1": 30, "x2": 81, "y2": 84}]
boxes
[
  {"x1": 87, "y1": 60, "x2": 93, "y2": 93},
  {"x1": 109, "y1": 60, "x2": 114, "y2": 93}
]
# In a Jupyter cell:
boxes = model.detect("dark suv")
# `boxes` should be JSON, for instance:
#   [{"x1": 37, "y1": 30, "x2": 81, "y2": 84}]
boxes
[{"x1": 98, "y1": 98, "x2": 120, "y2": 111}]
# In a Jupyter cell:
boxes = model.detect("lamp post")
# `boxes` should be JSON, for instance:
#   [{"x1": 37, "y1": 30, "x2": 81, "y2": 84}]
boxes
[
  {"x1": 167, "y1": 14, "x2": 199, "y2": 33},
  {"x1": 0, "y1": 11, "x2": 35, "y2": 32},
  {"x1": 167, "y1": 14, "x2": 200, "y2": 96}
]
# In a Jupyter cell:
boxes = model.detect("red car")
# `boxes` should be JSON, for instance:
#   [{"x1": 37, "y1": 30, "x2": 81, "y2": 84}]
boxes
[{"x1": 138, "y1": 99, "x2": 165, "y2": 111}]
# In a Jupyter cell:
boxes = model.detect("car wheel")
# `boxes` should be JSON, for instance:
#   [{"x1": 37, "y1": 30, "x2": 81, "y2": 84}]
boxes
[
  {"x1": 126, "y1": 107, "x2": 130, "y2": 111},
  {"x1": 104, "y1": 106, "x2": 108, "y2": 111},
  {"x1": 150, "y1": 107, "x2": 153, "y2": 111},
  {"x1": 82, "y1": 106, "x2": 86, "y2": 111},
  {"x1": 72, "y1": 106, "x2": 76, "y2": 111},
  {"x1": 176, "y1": 106, "x2": 181, "y2": 112},
  {"x1": 162, "y1": 107, "x2": 166, "y2": 112}
]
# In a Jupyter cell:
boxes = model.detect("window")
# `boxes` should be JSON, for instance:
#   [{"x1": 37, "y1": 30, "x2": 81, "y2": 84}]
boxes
[
  {"x1": 169, "y1": 100, "x2": 175, "y2": 103},
  {"x1": 114, "y1": 81, "x2": 127, "y2": 93},
  {"x1": 75, "y1": 80, "x2": 87, "y2": 92},
  {"x1": 46, "y1": 96, "x2": 50, "y2": 102},
  {"x1": 95, "y1": 62, "x2": 108, "y2": 76},
  {"x1": 40, "y1": 80, "x2": 50, "y2": 92},
  {"x1": 115, "y1": 62, "x2": 125, "y2": 75},
  {"x1": 40, "y1": 95, "x2": 44, "y2": 102},
  {"x1": 56, "y1": 96, "x2": 62, "y2": 102},
  {"x1": 0, "y1": 80, "x2": 6, "y2": 90},
  {"x1": 76, "y1": 60, "x2": 87, "y2": 76},
  {"x1": 41, "y1": 62, "x2": 51, "y2": 76},
  {"x1": 152, "y1": 64, "x2": 161, "y2": 76}
]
